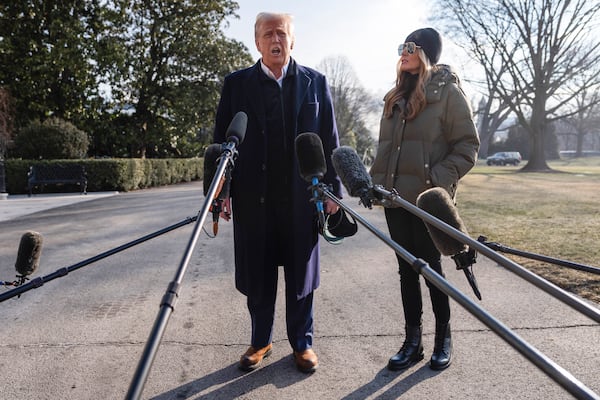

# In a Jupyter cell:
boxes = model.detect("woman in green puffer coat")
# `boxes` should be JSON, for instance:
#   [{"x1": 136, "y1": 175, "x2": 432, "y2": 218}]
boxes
[{"x1": 369, "y1": 27, "x2": 479, "y2": 372}]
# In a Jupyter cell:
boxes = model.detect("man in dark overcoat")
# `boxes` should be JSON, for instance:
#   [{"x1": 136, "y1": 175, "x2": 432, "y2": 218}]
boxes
[{"x1": 213, "y1": 12, "x2": 341, "y2": 373}]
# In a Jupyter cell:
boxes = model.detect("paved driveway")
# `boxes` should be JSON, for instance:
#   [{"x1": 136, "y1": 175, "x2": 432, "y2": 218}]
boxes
[{"x1": 1, "y1": 181, "x2": 598, "y2": 399}]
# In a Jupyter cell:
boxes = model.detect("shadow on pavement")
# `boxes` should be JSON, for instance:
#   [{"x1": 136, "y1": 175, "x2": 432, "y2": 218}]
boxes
[
  {"x1": 341, "y1": 365, "x2": 441, "y2": 399},
  {"x1": 150, "y1": 356, "x2": 313, "y2": 399}
]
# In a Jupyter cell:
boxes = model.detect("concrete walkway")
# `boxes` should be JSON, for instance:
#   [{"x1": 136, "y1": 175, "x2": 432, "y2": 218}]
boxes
[
  {"x1": 1, "y1": 182, "x2": 598, "y2": 399},
  {"x1": 0, "y1": 191, "x2": 119, "y2": 222}
]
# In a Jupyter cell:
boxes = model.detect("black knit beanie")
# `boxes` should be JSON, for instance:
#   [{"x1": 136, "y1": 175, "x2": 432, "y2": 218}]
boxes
[{"x1": 405, "y1": 28, "x2": 442, "y2": 64}]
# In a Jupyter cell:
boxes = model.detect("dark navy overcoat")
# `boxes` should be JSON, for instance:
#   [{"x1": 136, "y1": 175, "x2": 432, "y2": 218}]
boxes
[{"x1": 214, "y1": 59, "x2": 342, "y2": 300}]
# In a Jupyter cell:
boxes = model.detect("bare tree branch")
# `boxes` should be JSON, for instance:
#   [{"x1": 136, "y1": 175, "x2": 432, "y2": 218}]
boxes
[
  {"x1": 316, "y1": 56, "x2": 377, "y2": 161},
  {"x1": 431, "y1": 0, "x2": 600, "y2": 171}
]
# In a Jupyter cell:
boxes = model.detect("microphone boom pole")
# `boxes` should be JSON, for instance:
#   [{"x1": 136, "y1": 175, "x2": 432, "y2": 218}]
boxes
[
  {"x1": 478, "y1": 236, "x2": 600, "y2": 275},
  {"x1": 371, "y1": 185, "x2": 600, "y2": 325},
  {"x1": 0, "y1": 218, "x2": 197, "y2": 303},
  {"x1": 125, "y1": 145, "x2": 236, "y2": 400},
  {"x1": 315, "y1": 183, "x2": 599, "y2": 400}
]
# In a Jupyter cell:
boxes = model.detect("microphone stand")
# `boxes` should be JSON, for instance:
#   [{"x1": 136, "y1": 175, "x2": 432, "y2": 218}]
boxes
[
  {"x1": 477, "y1": 236, "x2": 600, "y2": 275},
  {"x1": 125, "y1": 143, "x2": 237, "y2": 400},
  {"x1": 311, "y1": 182, "x2": 599, "y2": 400},
  {"x1": 0, "y1": 217, "x2": 197, "y2": 303}
]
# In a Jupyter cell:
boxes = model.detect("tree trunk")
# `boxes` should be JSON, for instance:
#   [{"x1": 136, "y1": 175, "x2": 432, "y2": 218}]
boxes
[
  {"x1": 576, "y1": 129, "x2": 585, "y2": 157},
  {"x1": 521, "y1": 95, "x2": 551, "y2": 171},
  {"x1": 522, "y1": 135, "x2": 550, "y2": 171},
  {"x1": 521, "y1": 108, "x2": 552, "y2": 172},
  {"x1": 477, "y1": 115, "x2": 493, "y2": 158},
  {"x1": 521, "y1": 82, "x2": 552, "y2": 172}
]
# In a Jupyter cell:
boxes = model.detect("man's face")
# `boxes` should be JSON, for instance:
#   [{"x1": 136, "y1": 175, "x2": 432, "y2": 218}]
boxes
[{"x1": 255, "y1": 17, "x2": 294, "y2": 73}]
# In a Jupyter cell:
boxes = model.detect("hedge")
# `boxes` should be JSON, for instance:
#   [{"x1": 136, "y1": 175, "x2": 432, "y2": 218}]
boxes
[{"x1": 3, "y1": 158, "x2": 204, "y2": 194}]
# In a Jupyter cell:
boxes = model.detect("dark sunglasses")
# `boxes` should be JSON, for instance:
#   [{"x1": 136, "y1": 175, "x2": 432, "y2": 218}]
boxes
[{"x1": 398, "y1": 42, "x2": 422, "y2": 56}]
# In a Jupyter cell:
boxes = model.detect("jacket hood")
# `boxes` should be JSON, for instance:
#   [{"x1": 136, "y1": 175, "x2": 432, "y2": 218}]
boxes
[{"x1": 431, "y1": 64, "x2": 461, "y2": 86}]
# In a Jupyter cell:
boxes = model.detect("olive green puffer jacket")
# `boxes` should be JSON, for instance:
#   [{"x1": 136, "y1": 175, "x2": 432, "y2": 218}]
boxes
[{"x1": 369, "y1": 65, "x2": 480, "y2": 205}]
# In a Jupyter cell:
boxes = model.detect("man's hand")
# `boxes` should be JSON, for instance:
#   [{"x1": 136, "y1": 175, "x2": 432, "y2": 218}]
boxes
[
  {"x1": 324, "y1": 198, "x2": 339, "y2": 215},
  {"x1": 220, "y1": 197, "x2": 231, "y2": 221}
]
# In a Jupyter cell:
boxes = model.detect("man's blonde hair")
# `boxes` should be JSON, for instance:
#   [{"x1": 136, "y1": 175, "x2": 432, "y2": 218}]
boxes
[{"x1": 254, "y1": 12, "x2": 295, "y2": 39}]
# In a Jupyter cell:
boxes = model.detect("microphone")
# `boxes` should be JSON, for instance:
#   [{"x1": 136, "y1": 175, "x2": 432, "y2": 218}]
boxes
[
  {"x1": 416, "y1": 187, "x2": 481, "y2": 299},
  {"x1": 416, "y1": 187, "x2": 468, "y2": 256},
  {"x1": 295, "y1": 132, "x2": 327, "y2": 228},
  {"x1": 225, "y1": 111, "x2": 247, "y2": 148},
  {"x1": 15, "y1": 231, "x2": 43, "y2": 280},
  {"x1": 331, "y1": 146, "x2": 374, "y2": 208},
  {"x1": 296, "y1": 132, "x2": 327, "y2": 182}
]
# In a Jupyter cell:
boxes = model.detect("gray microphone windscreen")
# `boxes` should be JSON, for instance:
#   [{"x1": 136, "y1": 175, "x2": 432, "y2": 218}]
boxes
[
  {"x1": 15, "y1": 231, "x2": 43, "y2": 277},
  {"x1": 331, "y1": 146, "x2": 372, "y2": 197},
  {"x1": 416, "y1": 187, "x2": 468, "y2": 256}
]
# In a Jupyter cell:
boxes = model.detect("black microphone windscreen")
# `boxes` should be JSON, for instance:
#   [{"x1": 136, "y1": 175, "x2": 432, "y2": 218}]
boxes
[
  {"x1": 203, "y1": 144, "x2": 222, "y2": 196},
  {"x1": 331, "y1": 146, "x2": 372, "y2": 197},
  {"x1": 15, "y1": 231, "x2": 43, "y2": 277},
  {"x1": 226, "y1": 111, "x2": 247, "y2": 146},
  {"x1": 416, "y1": 187, "x2": 468, "y2": 256},
  {"x1": 295, "y1": 132, "x2": 327, "y2": 182}
]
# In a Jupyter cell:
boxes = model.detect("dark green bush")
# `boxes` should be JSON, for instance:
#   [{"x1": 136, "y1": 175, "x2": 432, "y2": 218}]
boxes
[
  {"x1": 4, "y1": 158, "x2": 203, "y2": 194},
  {"x1": 13, "y1": 117, "x2": 90, "y2": 159}
]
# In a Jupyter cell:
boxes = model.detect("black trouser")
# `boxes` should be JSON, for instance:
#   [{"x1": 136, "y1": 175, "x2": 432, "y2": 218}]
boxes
[
  {"x1": 384, "y1": 207, "x2": 450, "y2": 326},
  {"x1": 247, "y1": 275, "x2": 314, "y2": 351},
  {"x1": 247, "y1": 199, "x2": 315, "y2": 351}
]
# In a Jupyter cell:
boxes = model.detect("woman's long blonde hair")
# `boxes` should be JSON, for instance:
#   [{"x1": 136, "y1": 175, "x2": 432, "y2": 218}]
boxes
[{"x1": 383, "y1": 49, "x2": 433, "y2": 120}]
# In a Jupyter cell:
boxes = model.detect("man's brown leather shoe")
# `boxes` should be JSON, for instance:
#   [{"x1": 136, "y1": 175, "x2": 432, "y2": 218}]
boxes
[
  {"x1": 239, "y1": 344, "x2": 272, "y2": 371},
  {"x1": 293, "y1": 348, "x2": 318, "y2": 373}
]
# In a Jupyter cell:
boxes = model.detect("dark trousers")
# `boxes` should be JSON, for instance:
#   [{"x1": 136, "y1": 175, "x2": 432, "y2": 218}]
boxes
[
  {"x1": 247, "y1": 268, "x2": 314, "y2": 351},
  {"x1": 384, "y1": 207, "x2": 450, "y2": 326},
  {"x1": 247, "y1": 200, "x2": 314, "y2": 351}
]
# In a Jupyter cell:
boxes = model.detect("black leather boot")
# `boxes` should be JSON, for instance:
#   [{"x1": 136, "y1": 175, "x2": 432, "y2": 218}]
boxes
[
  {"x1": 430, "y1": 322, "x2": 452, "y2": 370},
  {"x1": 387, "y1": 325, "x2": 424, "y2": 371}
]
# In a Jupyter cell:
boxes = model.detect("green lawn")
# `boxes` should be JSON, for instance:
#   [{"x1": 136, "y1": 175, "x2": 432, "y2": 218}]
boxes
[{"x1": 456, "y1": 157, "x2": 600, "y2": 303}]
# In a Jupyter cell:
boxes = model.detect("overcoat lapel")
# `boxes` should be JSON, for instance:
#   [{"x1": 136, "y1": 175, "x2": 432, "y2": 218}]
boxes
[
  {"x1": 295, "y1": 66, "x2": 311, "y2": 120},
  {"x1": 245, "y1": 64, "x2": 266, "y2": 132}
]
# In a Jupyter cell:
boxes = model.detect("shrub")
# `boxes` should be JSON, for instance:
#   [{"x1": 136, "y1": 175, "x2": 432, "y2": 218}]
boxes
[
  {"x1": 13, "y1": 117, "x2": 90, "y2": 159},
  {"x1": 4, "y1": 158, "x2": 203, "y2": 194}
]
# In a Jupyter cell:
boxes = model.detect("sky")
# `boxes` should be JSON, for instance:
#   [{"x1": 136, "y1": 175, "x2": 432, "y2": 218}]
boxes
[{"x1": 222, "y1": 0, "x2": 439, "y2": 98}]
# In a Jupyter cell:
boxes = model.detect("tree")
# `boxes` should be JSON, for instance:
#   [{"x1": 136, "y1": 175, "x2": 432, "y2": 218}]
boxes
[
  {"x1": 104, "y1": 0, "x2": 253, "y2": 158},
  {"x1": 432, "y1": 0, "x2": 600, "y2": 171},
  {"x1": 0, "y1": 1, "x2": 253, "y2": 159},
  {"x1": 470, "y1": 61, "x2": 513, "y2": 158},
  {"x1": 14, "y1": 117, "x2": 89, "y2": 159},
  {"x1": 316, "y1": 56, "x2": 377, "y2": 162},
  {"x1": 0, "y1": 1, "x2": 105, "y2": 129},
  {"x1": 556, "y1": 86, "x2": 600, "y2": 157},
  {"x1": 0, "y1": 87, "x2": 13, "y2": 159}
]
